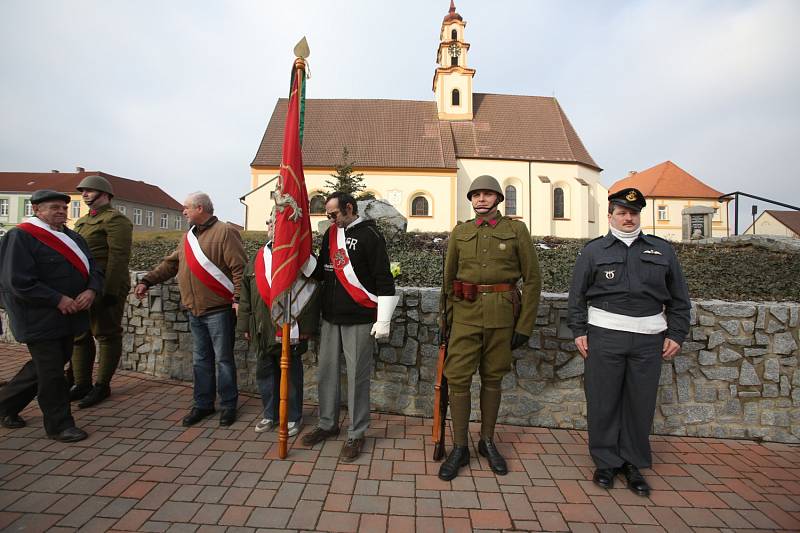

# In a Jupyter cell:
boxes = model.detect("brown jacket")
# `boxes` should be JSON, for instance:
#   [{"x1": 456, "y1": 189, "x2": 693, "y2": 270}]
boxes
[{"x1": 142, "y1": 217, "x2": 246, "y2": 316}]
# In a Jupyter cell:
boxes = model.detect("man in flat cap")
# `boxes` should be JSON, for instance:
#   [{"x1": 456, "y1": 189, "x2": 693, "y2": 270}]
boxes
[
  {"x1": 0, "y1": 190, "x2": 103, "y2": 442},
  {"x1": 567, "y1": 187, "x2": 690, "y2": 496}
]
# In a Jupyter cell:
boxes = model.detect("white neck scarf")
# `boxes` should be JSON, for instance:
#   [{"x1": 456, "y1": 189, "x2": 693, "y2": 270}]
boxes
[{"x1": 610, "y1": 225, "x2": 641, "y2": 247}]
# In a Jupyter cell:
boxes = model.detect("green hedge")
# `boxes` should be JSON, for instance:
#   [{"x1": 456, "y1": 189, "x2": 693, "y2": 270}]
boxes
[{"x1": 129, "y1": 232, "x2": 800, "y2": 302}]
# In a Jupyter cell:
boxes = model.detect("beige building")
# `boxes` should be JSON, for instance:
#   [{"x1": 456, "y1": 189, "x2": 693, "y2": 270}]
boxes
[
  {"x1": 244, "y1": 2, "x2": 608, "y2": 238},
  {"x1": 745, "y1": 210, "x2": 800, "y2": 238},
  {"x1": 608, "y1": 161, "x2": 730, "y2": 241},
  {"x1": 0, "y1": 169, "x2": 184, "y2": 234}
]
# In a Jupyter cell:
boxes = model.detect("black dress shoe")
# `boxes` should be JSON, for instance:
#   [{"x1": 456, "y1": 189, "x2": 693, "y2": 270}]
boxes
[
  {"x1": 438, "y1": 445, "x2": 470, "y2": 481},
  {"x1": 478, "y1": 438, "x2": 508, "y2": 475},
  {"x1": 219, "y1": 409, "x2": 237, "y2": 427},
  {"x1": 49, "y1": 427, "x2": 88, "y2": 443},
  {"x1": 182, "y1": 407, "x2": 215, "y2": 427},
  {"x1": 620, "y1": 462, "x2": 650, "y2": 496},
  {"x1": 78, "y1": 383, "x2": 110, "y2": 409},
  {"x1": 593, "y1": 468, "x2": 617, "y2": 489},
  {"x1": 1, "y1": 414, "x2": 26, "y2": 429},
  {"x1": 69, "y1": 384, "x2": 92, "y2": 402}
]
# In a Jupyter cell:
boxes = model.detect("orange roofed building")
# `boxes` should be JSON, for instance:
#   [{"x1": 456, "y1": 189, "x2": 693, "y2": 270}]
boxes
[{"x1": 609, "y1": 161, "x2": 730, "y2": 241}]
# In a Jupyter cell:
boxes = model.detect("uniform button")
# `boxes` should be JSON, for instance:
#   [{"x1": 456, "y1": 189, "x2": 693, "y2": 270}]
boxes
[
  {"x1": 481, "y1": 264, "x2": 486, "y2": 267},
  {"x1": 482, "y1": 249, "x2": 488, "y2": 253},
  {"x1": 483, "y1": 235, "x2": 488, "y2": 239}
]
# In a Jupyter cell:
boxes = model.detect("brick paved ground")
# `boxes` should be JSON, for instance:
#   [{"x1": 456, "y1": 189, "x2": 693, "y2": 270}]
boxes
[{"x1": 1, "y1": 342, "x2": 799, "y2": 532}]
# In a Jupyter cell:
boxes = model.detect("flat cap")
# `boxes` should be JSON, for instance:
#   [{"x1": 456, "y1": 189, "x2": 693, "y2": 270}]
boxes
[
  {"x1": 608, "y1": 187, "x2": 646, "y2": 212},
  {"x1": 30, "y1": 189, "x2": 70, "y2": 205}
]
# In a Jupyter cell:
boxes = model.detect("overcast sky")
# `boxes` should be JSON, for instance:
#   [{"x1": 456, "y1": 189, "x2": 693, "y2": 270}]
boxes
[{"x1": 2, "y1": 0, "x2": 798, "y2": 230}]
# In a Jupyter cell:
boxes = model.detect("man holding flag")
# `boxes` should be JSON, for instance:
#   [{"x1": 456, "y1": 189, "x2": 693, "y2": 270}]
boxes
[
  {"x1": 237, "y1": 218, "x2": 319, "y2": 437},
  {"x1": 134, "y1": 192, "x2": 246, "y2": 427},
  {"x1": 0, "y1": 189, "x2": 103, "y2": 442}
]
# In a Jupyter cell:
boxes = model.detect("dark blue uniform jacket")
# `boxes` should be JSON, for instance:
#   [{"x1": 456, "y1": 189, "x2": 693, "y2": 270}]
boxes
[{"x1": 567, "y1": 232, "x2": 691, "y2": 344}]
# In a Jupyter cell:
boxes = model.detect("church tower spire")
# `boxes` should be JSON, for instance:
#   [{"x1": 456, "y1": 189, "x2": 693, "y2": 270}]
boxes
[{"x1": 433, "y1": 1, "x2": 476, "y2": 120}]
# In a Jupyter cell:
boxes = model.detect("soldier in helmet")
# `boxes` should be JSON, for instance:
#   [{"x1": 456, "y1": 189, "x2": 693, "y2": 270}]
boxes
[
  {"x1": 70, "y1": 175, "x2": 133, "y2": 408},
  {"x1": 567, "y1": 188, "x2": 690, "y2": 496},
  {"x1": 438, "y1": 175, "x2": 542, "y2": 481}
]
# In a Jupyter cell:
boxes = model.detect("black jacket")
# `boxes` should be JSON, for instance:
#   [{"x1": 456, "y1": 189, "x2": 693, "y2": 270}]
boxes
[
  {"x1": 313, "y1": 218, "x2": 395, "y2": 324},
  {"x1": 567, "y1": 232, "x2": 691, "y2": 344},
  {"x1": 0, "y1": 225, "x2": 104, "y2": 342}
]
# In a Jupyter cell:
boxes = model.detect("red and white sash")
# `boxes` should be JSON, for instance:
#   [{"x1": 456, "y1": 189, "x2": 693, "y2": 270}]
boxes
[
  {"x1": 17, "y1": 217, "x2": 89, "y2": 280},
  {"x1": 184, "y1": 226, "x2": 234, "y2": 301},
  {"x1": 254, "y1": 245, "x2": 273, "y2": 307},
  {"x1": 255, "y1": 243, "x2": 317, "y2": 341},
  {"x1": 329, "y1": 225, "x2": 378, "y2": 309}
]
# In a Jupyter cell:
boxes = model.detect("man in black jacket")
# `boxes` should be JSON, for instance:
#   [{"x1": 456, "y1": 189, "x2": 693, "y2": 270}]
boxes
[
  {"x1": 567, "y1": 188, "x2": 690, "y2": 496},
  {"x1": 0, "y1": 190, "x2": 103, "y2": 442},
  {"x1": 302, "y1": 192, "x2": 397, "y2": 462}
]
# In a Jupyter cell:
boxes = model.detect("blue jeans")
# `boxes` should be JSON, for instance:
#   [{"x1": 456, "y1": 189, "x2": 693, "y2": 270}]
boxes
[
  {"x1": 188, "y1": 308, "x2": 238, "y2": 410},
  {"x1": 257, "y1": 340, "x2": 305, "y2": 423}
]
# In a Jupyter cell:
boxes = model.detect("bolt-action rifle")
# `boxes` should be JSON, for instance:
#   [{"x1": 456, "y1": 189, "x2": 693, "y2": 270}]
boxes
[{"x1": 432, "y1": 251, "x2": 450, "y2": 461}]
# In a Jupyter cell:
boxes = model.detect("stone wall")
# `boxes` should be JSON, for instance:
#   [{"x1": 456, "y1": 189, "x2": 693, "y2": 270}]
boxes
[{"x1": 2, "y1": 272, "x2": 798, "y2": 443}]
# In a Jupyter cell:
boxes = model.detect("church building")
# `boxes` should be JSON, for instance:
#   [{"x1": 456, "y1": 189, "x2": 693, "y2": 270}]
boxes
[{"x1": 244, "y1": 2, "x2": 608, "y2": 238}]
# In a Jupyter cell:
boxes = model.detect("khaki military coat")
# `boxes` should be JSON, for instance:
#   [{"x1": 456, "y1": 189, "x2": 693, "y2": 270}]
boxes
[
  {"x1": 74, "y1": 203, "x2": 133, "y2": 298},
  {"x1": 443, "y1": 212, "x2": 541, "y2": 334}
]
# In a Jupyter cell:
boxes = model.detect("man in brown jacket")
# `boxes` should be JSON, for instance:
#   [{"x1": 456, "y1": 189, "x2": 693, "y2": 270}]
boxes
[{"x1": 134, "y1": 192, "x2": 246, "y2": 427}]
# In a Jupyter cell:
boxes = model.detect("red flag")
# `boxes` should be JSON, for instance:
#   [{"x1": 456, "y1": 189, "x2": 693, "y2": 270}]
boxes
[{"x1": 269, "y1": 61, "x2": 312, "y2": 313}]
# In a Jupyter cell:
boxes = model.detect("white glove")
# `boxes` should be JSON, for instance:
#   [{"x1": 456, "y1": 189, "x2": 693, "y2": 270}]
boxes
[
  {"x1": 371, "y1": 295, "x2": 400, "y2": 339},
  {"x1": 370, "y1": 321, "x2": 391, "y2": 339}
]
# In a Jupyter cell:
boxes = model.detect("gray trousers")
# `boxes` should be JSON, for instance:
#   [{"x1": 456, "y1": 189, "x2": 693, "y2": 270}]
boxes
[
  {"x1": 584, "y1": 325, "x2": 665, "y2": 469},
  {"x1": 317, "y1": 319, "x2": 373, "y2": 439}
]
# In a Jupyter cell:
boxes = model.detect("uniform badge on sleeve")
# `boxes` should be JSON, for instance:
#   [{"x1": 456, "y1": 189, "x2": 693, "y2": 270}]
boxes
[{"x1": 604, "y1": 270, "x2": 615, "y2": 280}]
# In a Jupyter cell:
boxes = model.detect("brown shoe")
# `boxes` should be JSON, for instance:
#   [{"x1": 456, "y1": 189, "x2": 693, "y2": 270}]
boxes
[
  {"x1": 301, "y1": 425, "x2": 340, "y2": 446},
  {"x1": 339, "y1": 437, "x2": 364, "y2": 462}
]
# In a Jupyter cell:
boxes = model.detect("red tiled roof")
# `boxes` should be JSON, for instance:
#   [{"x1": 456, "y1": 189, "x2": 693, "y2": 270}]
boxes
[
  {"x1": 765, "y1": 210, "x2": 800, "y2": 235},
  {"x1": 0, "y1": 171, "x2": 183, "y2": 211},
  {"x1": 609, "y1": 161, "x2": 723, "y2": 199},
  {"x1": 251, "y1": 94, "x2": 599, "y2": 171}
]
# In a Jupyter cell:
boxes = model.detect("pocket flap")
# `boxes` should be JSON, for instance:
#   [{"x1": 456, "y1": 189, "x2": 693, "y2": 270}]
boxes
[
  {"x1": 456, "y1": 232, "x2": 476, "y2": 242},
  {"x1": 492, "y1": 232, "x2": 515, "y2": 240},
  {"x1": 640, "y1": 254, "x2": 668, "y2": 266},
  {"x1": 596, "y1": 254, "x2": 624, "y2": 265}
]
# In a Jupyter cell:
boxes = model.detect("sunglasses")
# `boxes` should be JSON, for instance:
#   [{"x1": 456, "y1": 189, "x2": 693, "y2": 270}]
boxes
[{"x1": 326, "y1": 210, "x2": 339, "y2": 220}]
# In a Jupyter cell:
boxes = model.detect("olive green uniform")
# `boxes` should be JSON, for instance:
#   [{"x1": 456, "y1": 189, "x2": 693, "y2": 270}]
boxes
[
  {"x1": 71, "y1": 204, "x2": 133, "y2": 387},
  {"x1": 443, "y1": 212, "x2": 541, "y2": 445}
]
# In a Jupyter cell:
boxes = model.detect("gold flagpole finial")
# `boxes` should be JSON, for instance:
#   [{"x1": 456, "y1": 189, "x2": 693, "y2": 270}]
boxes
[{"x1": 294, "y1": 37, "x2": 310, "y2": 59}]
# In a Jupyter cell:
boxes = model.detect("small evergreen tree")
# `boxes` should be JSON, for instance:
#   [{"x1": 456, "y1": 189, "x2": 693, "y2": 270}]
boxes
[{"x1": 324, "y1": 147, "x2": 374, "y2": 200}]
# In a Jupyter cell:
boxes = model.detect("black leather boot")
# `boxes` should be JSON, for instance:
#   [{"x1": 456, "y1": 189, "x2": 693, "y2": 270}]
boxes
[
  {"x1": 478, "y1": 437, "x2": 508, "y2": 475},
  {"x1": 621, "y1": 462, "x2": 650, "y2": 496},
  {"x1": 438, "y1": 445, "x2": 470, "y2": 481},
  {"x1": 78, "y1": 383, "x2": 110, "y2": 409},
  {"x1": 69, "y1": 384, "x2": 92, "y2": 402},
  {"x1": 593, "y1": 468, "x2": 617, "y2": 489}
]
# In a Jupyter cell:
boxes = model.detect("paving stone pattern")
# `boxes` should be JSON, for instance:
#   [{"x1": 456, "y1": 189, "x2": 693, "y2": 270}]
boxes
[{"x1": 1, "y1": 343, "x2": 800, "y2": 532}]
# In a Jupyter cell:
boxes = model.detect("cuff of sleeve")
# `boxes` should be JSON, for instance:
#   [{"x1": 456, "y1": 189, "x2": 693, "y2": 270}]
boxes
[{"x1": 570, "y1": 327, "x2": 588, "y2": 338}]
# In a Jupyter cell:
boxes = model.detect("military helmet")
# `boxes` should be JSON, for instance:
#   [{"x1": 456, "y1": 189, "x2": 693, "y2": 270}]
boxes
[
  {"x1": 76, "y1": 175, "x2": 114, "y2": 197},
  {"x1": 467, "y1": 175, "x2": 504, "y2": 203}
]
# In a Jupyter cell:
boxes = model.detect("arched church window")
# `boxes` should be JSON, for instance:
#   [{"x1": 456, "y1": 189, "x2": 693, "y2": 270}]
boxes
[
  {"x1": 451, "y1": 54, "x2": 458, "y2": 67},
  {"x1": 452, "y1": 89, "x2": 460, "y2": 106},
  {"x1": 309, "y1": 194, "x2": 326, "y2": 215},
  {"x1": 411, "y1": 195, "x2": 429, "y2": 216},
  {"x1": 451, "y1": 29, "x2": 458, "y2": 40},
  {"x1": 505, "y1": 186, "x2": 517, "y2": 216},
  {"x1": 553, "y1": 188, "x2": 565, "y2": 219}
]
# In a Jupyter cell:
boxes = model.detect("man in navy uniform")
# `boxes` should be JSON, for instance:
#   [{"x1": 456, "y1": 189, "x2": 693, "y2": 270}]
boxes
[{"x1": 567, "y1": 187, "x2": 690, "y2": 496}]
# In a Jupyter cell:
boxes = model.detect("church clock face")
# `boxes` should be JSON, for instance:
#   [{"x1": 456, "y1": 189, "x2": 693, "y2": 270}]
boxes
[{"x1": 448, "y1": 43, "x2": 461, "y2": 58}]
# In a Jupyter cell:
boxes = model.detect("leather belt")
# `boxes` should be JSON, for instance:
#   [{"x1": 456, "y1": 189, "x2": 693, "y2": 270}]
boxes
[{"x1": 476, "y1": 283, "x2": 514, "y2": 293}]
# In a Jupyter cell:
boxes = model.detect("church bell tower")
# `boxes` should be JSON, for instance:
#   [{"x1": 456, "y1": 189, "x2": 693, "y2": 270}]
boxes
[{"x1": 433, "y1": 1, "x2": 476, "y2": 120}]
